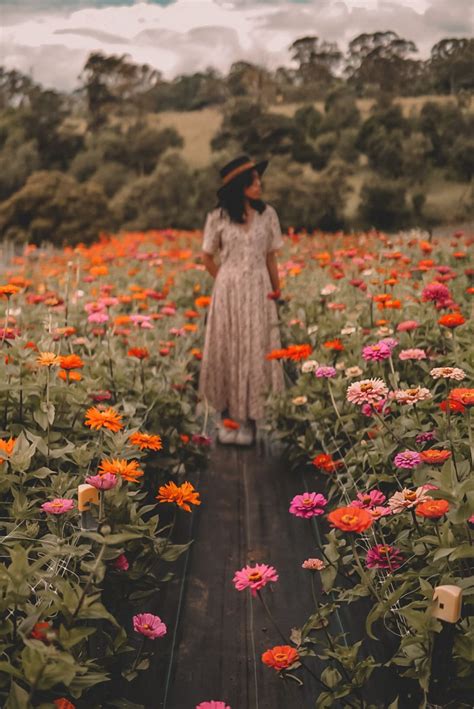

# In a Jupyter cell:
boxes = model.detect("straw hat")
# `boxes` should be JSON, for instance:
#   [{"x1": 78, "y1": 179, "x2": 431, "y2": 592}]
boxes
[{"x1": 217, "y1": 154, "x2": 268, "y2": 198}]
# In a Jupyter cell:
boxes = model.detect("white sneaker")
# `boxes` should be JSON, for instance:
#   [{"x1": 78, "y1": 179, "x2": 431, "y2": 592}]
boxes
[
  {"x1": 217, "y1": 425, "x2": 238, "y2": 445},
  {"x1": 235, "y1": 422, "x2": 254, "y2": 446}
]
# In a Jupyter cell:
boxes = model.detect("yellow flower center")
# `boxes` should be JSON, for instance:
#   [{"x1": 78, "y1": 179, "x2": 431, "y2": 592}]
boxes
[
  {"x1": 248, "y1": 572, "x2": 262, "y2": 582},
  {"x1": 275, "y1": 653, "x2": 287, "y2": 662},
  {"x1": 341, "y1": 514, "x2": 356, "y2": 525}
]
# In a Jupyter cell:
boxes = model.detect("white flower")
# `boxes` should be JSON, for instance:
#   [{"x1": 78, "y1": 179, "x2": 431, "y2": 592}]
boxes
[
  {"x1": 362, "y1": 269, "x2": 374, "y2": 277},
  {"x1": 345, "y1": 366, "x2": 363, "y2": 378},
  {"x1": 377, "y1": 326, "x2": 394, "y2": 336},
  {"x1": 321, "y1": 284, "x2": 338, "y2": 296},
  {"x1": 335, "y1": 361, "x2": 346, "y2": 371},
  {"x1": 341, "y1": 326, "x2": 356, "y2": 336},
  {"x1": 301, "y1": 359, "x2": 319, "y2": 373},
  {"x1": 307, "y1": 325, "x2": 319, "y2": 335}
]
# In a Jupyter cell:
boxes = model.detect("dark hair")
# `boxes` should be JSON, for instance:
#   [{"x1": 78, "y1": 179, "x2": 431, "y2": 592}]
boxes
[{"x1": 216, "y1": 169, "x2": 267, "y2": 224}]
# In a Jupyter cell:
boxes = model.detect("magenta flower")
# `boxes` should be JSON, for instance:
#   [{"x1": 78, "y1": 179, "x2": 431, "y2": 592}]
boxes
[
  {"x1": 196, "y1": 702, "x2": 231, "y2": 709},
  {"x1": 233, "y1": 564, "x2": 278, "y2": 596},
  {"x1": 130, "y1": 314, "x2": 153, "y2": 329},
  {"x1": 315, "y1": 366, "x2": 337, "y2": 378},
  {"x1": 393, "y1": 450, "x2": 422, "y2": 469},
  {"x1": 289, "y1": 492, "x2": 327, "y2": 518},
  {"x1": 85, "y1": 473, "x2": 118, "y2": 490},
  {"x1": 41, "y1": 498, "x2": 75, "y2": 515},
  {"x1": 362, "y1": 343, "x2": 392, "y2": 361},
  {"x1": 367, "y1": 506, "x2": 392, "y2": 519},
  {"x1": 416, "y1": 431, "x2": 436, "y2": 444},
  {"x1": 366, "y1": 545, "x2": 403, "y2": 570},
  {"x1": 191, "y1": 434, "x2": 212, "y2": 446},
  {"x1": 88, "y1": 311, "x2": 109, "y2": 324},
  {"x1": 133, "y1": 613, "x2": 167, "y2": 639},
  {"x1": 113, "y1": 554, "x2": 130, "y2": 571},
  {"x1": 361, "y1": 399, "x2": 390, "y2": 417},
  {"x1": 422, "y1": 283, "x2": 451, "y2": 304},
  {"x1": 351, "y1": 490, "x2": 386, "y2": 509}
]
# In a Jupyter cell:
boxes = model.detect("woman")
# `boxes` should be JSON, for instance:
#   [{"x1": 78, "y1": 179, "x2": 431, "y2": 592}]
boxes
[{"x1": 198, "y1": 154, "x2": 285, "y2": 446}]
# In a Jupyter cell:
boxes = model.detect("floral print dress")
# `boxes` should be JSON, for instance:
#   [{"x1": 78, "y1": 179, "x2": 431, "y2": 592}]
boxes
[{"x1": 198, "y1": 204, "x2": 285, "y2": 422}]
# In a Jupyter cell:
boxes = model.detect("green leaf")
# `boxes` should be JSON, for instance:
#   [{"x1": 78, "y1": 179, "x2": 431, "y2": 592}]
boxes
[{"x1": 5, "y1": 682, "x2": 30, "y2": 709}]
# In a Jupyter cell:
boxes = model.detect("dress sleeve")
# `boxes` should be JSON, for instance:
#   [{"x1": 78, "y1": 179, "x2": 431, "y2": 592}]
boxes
[
  {"x1": 267, "y1": 205, "x2": 284, "y2": 253},
  {"x1": 202, "y1": 210, "x2": 221, "y2": 255}
]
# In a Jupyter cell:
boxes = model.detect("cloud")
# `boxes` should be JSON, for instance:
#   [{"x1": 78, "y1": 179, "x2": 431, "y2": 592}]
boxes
[{"x1": 0, "y1": 0, "x2": 472, "y2": 92}]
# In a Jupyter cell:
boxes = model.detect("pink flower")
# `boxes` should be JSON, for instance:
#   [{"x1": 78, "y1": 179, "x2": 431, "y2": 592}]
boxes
[
  {"x1": 85, "y1": 473, "x2": 117, "y2": 490},
  {"x1": 84, "y1": 302, "x2": 106, "y2": 314},
  {"x1": 422, "y1": 283, "x2": 451, "y2": 305},
  {"x1": 133, "y1": 613, "x2": 167, "y2": 639},
  {"x1": 41, "y1": 498, "x2": 75, "y2": 515},
  {"x1": 350, "y1": 490, "x2": 386, "y2": 508},
  {"x1": 130, "y1": 314, "x2": 153, "y2": 329},
  {"x1": 196, "y1": 702, "x2": 231, "y2": 709},
  {"x1": 90, "y1": 390, "x2": 113, "y2": 402},
  {"x1": 161, "y1": 306, "x2": 177, "y2": 316},
  {"x1": 388, "y1": 486, "x2": 433, "y2": 513},
  {"x1": 99, "y1": 296, "x2": 119, "y2": 308},
  {"x1": 112, "y1": 554, "x2": 129, "y2": 572},
  {"x1": 430, "y1": 367, "x2": 466, "y2": 381},
  {"x1": 315, "y1": 366, "x2": 337, "y2": 378},
  {"x1": 346, "y1": 378, "x2": 389, "y2": 405},
  {"x1": 302, "y1": 558, "x2": 325, "y2": 570},
  {"x1": 379, "y1": 337, "x2": 399, "y2": 351},
  {"x1": 361, "y1": 399, "x2": 390, "y2": 417},
  {"x1": 191, "y1": 434, "x2": 212, "y2": 446},
  {"x1": 393, "y1": 387, "x2": 432, "y2": 405},
  {"x1": 367, "y1": 506, "x2": 392, "y2": 519},
  {"x1": 366, "y1": 545, "x2": 403, "y2": 570},
  {"x1": 393, "y1": 450, "x2": 422, "y2": 469},
  {"x1": 233, "y1": 564, "x2": 279, "y2": 596},
  {"x1": 397, "y1": 320, "x2": 419, "y2": 332},
  {"x1": 416, "y1": 431, "x2": 436, "y2": 444},
  {"x1": 362, "y1": 343, "x2": 392, "y2": 361},
  {"x1": 399, "y1": 349, "x2": 426, "y2": 361},
  {"x1": 289, "y1": 492, "x2": 327, "y2": 518},
  {"x1": 88, "y1": 311, "x2": 109, "y2": 324}
]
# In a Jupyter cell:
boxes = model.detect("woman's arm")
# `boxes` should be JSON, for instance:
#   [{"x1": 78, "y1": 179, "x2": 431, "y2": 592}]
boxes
[
  {"x1": 202, "y1": 252, "x2": 219, "y2": 279},
  {"x1": 266, "y1": 251, "x2": 280, "y2": 293}
]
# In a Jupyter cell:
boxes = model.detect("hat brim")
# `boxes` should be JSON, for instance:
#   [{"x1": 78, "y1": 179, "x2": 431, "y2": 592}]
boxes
[{"x1": 217, "y1": 159, "x2": 269, "y2": 198}]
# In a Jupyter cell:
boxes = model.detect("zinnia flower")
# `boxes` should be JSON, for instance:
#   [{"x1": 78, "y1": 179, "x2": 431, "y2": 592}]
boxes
[
  {"x1": 327, "y1": 506, "x2": 373, "y2": 533},
  {"x1": 41, "y1": 498, "x2": 75, "y2": 515},
  {"x1": 133, "y1": 613, "x2": 167, "y2": 639},
  {"x1": 289, "y1": 492, "x2": 327, "y2": 518},
  {"x1": 422, "y1": 283, "x2": 451, "y2": 304},
  {"x1": 315, "y1": 366, "x2": 337, "y2": 378},
  {"x1": 350, "y1": 490, "x2": 386, "y2": 508},
  {"x1": 346, "y1": 378, "x2": 389, "y2": 406},
  {"x1": 396, "y1": 320, "x2": 419, "y2": 332},
  {"x1": 399, "y1": 349, "x2": 426, "y2": 361},
  {"x1": 302, "y1": 558, "x2": 325, "y2": 570},
  {"x1": 430, "y1": 367, "x2": 466, "y2": 381},
  {"x1": 59, "y1": 354, "x2": 84, "y2": 370},
  {"x1": 388, "y1": 487, "x2": 432, "y2": 513},
  {"x1": 292, "y1": 396, "x2": 308, "y2": 406},
  {"x1": 157, "y1": 481, "x2": 201, "y2": 512},
  {"x1": 112, "y1": 553, "x2": 129, "y2": 571},
  {"x1": 99, "y1": 458, "x2": 143, "y2": 483},
  {"x1": 128, "y1": 347, "x2": 149, "y2": 359},
  {"x1": 129, "y1": 432, "x2": 163, "y2": 450},
  {"x1": 362, "y1": 343, "x2": 392, "y2": 361},
  {"x1": 54, "y1": 700, "x2": 75, "y2": 709},
  {"x1": 416, "y1": 431, "x2": 436, "y2": 444},
  {"x1": 85, "y1": 407, "x2": 123, "y2": 432},
  {"x1": 393, "y1": 450, "x2": 422, "y2": 469},
  {"x1": 345, "y1": 366, "x2": 363, "y2": 378},
  {"x1": 85, "y1": 473, "x2": 117, "y2": 490},
  {"x1": 0, "y1": 284, "x2": 21, "y2": 297},
  {"x1": 366, "y1": 545, "x2": 403, "y2": 570},
  {"x1": 0, "y1": 437, "x2": 17, "y2": 457},
  {"x1": 195, "y1": 702, "x2": 231, "y2": 709},
  {"x1": 37, "y1": 352, "x2": 61, "y2": 367},
  {"x1": 233, "y1": 563, "x2": 278, "y2": 596},
  {"x1": 261, "y1": 645, "x2": 299, "y2": 671},
  {"x1": 301, "y1": 360, "x2": 319, "y2": 373},
  {"x1": 438, "y1": 313, "x2": 465, "y2": 328},
  {"x1": 416, "y1": 499, "x2": 450, "y2": 519},
  {"x1": 312, "y1": 453, "x2": 342, "y2": 472},
  {"x1": 393, "y1": 387, "x2": 432, "y2": 405},
  {"x1": 420, "y1": 449, "x2": 451, "y2": 465}
]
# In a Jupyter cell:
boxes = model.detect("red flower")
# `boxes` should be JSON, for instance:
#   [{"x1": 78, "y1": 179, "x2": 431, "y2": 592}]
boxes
[
  {"x1": 438, "y1": 313, "x2": 465, "y2": 328},
  {"x1": 420, "y1": 449, "x2": 451, "y2": 465},
  {"x1": 416, "y1": 499, "x2": 450, "y2": 519},
  {"x1": 261, "y1": 645, "x2": 299, "y2": 671}
]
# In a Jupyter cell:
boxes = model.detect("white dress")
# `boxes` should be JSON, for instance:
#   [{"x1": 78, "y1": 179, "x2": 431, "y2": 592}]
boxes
[{"x1": 198, "y1": 204, "x2": 285, "y2": 422}]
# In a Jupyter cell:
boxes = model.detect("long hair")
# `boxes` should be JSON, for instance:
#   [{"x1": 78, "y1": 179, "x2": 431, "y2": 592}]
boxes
[{"x1": 216, "y1": 170, "x2": 267, "y2": 224}]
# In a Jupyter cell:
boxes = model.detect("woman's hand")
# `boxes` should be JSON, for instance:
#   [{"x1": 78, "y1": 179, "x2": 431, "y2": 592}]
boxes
[
  {"x1": 266, "y1": 251, "x2": 280, "y2": 294},
  {"x1": 202, "y1": 252, "x2": 219, "y2": 279},
  {"x1": 267, "y1": 288, "x2": 281, "y2": 300}
]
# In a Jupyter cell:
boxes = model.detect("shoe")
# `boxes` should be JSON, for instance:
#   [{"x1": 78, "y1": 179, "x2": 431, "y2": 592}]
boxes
[
  {"x1": 235, "y1": 422, "x2": 255, "y2": 446},
  {"x1": 217, "y1": 425, "x2": 238, "y2": 445}
]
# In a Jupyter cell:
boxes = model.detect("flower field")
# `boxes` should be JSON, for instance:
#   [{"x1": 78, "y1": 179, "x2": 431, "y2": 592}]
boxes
[{"x1": 0, "y1": 225, "x2": 473, "y2": 708}]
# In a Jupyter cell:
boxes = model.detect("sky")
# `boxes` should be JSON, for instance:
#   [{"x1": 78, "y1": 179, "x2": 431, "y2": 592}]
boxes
[{"x1": 0, "y1": 0, "x2": 472, "y2": 92}]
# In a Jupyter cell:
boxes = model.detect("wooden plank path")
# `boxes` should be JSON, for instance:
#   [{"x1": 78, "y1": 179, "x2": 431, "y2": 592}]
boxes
[{"x1": 135, "y1": 437, "x2": 404, "y2": 709}]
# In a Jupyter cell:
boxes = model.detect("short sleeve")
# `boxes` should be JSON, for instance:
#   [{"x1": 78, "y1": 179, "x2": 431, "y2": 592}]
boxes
[
  {"x1": 202, "y1": 210, "x2": 221, "y2": 255},
  {"x1": 267, "y1": 205, "x2": 284, "y2": 253}
]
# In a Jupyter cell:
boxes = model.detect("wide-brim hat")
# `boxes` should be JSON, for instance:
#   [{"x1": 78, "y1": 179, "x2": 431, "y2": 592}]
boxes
[{"x1": 217, "y1": 154, "x2": 268, "y2": 198}]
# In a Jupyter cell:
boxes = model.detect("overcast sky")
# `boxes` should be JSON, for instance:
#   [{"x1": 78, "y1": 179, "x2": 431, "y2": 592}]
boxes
[{"x1": 0, "y1": 0, "x2": 472, "y2": 92}]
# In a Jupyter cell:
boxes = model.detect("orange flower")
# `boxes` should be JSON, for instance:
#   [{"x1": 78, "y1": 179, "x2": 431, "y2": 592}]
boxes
[
  {"x1": 420, "y1": 449, "x2": 451, "y2": 465},
  {"x1": 195, "y1": 296, "x2": 211, "y2": 308},
  {"x1": 84, "y1": 407, "x2": 123, "y2": 432},
  {"x1": 128, "y1": 347, "x2": 149, "y2": 360},
  {"x1": 438, "y1": 313, "x2": 465, "y2": 328},
  {"x1": 266, "y1": 344, "x2": 312, "y2": 361},
  {"x1": 312, "y1": 453, "x2": 342, "y2": 473},
  {"x1": 58, "y1": 370, "x2": 82, "y2": 382},
  {"x1": 323, "y1": 339, "x2": 344, "y2": 351},
  {"x1": 0, "y1": 284, "x2": 21, "y2": 297},
  {"x1": 180, "y1": 434, "x2": 190, "y2": 444},
  {"x1": 184, "y1": 323, "x2": 198, "y2": 332},
  {"x1": 59, "y1": 354, "x2": 84, "y2": 370},
  {"x1": 222, "y1": 418, "x2": 240, "y2": 430},
  {"x1": 0, "y1": 437, "x2": 17, "y2": 457},
  {"x1": 37, "y1": 352, "x2": 61, "y2": 367},
  {"x1": 54, "y1": 700, "x2": 75, "y2": 709},
  {"x1": 449, "y1": 388, "x2": 474, "y2": 407},
  {"x1": 440, "y1": 398, "x2": 465, "y2": 414},
  {"x1": 327, "y1": 506, "x2": 373, "y2": 533},
  {"x1": 99, "y1": 458, "x2": 144, "y2": 482},
  {"x1": 416, "y1": 499, "x2": 449, "y2": 519},
  {"x1": 157, "y1": 481, "x2": 201, "y2": 512},
  {"x1": 261, "y1": 645, "x2": 299, "y2": 671},
  {"x1": 129, "y1": 432, "x2": 163, "y2": 451}
]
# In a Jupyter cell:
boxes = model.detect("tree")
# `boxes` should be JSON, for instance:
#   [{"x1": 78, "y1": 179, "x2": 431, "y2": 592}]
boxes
[
  {"x1": 0, "y1": 67, "x2": 38, "y2": 110},
  {"x1": 358, "y1": 178, "x2": 411, "y2": 230},
  {"x1": 429, "y1": 39, "x2": 474, "y2": 94},
  {"x1": 294, "y1": 104, "x2": 323, "y2": 139},
  {"x1": 346, "y1": 31, "x2": 419, "y2": 94},
  {"x1": 450, "y1": 136, "x2": 474, "y2": 181},
  {"x1": 289, "y1": 36, "x2": 342, "y2": 86},
  {"x1": 0, "y1": 170, "x2": 113, "y2": 245},
  {"x1": 228, "y1": 62, "x2": 276, "y2": 105}
]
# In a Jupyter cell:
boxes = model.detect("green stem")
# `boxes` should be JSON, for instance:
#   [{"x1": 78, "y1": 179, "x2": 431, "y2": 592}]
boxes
[{"x1": 350, "y1": 536, "x2": 382, "y2": 603}]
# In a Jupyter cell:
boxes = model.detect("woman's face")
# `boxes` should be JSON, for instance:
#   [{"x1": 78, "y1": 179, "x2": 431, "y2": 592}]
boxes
[{"x1": 243, "y1": 170, "x2": 262, "y2": 201}]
